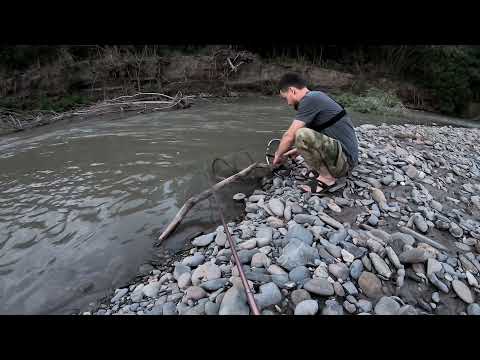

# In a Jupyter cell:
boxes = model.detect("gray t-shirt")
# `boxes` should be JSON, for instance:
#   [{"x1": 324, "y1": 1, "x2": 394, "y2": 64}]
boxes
[{"x1": 295, "y1": 91, "x2": 359, "y2": 166}]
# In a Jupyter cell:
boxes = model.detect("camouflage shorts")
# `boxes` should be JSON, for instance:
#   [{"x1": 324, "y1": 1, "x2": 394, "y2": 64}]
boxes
[{"x1": 294, "y1": 128, "x2": 351, "y2": 178}]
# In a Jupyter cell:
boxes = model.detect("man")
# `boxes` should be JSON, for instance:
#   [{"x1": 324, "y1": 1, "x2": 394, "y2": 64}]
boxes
[{"x1": 273, "y1": 73, "x2": 359, "y2": 192}]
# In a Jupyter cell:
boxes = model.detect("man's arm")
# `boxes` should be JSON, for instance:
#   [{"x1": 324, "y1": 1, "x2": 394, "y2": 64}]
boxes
[{"x1": 272, "y1": 119, "x2": 305, "y2": 166}]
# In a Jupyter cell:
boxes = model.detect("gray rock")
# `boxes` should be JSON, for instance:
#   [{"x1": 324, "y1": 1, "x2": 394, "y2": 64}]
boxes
[
  {"x1": 284, "y1": 205, "x2": 292, "y2": 221},
  {"x1": 389, "y1": 232, "x2": 416, "y2": 253},
  {"x1": 111, "y1": 288, "x2": 128, "y2": 303},
  {"x1": 414, "y1": 214, "x2": 428, "y2": 233},
  {"x1": 428, "y1": 273, "x2": 449, "y2": 294},
  {"x1": 357, "y1": 299, "x2": 373, "y2": 313},
  {"x1": 436, "y1": 220, "x2": 450, "y2": 231},
  {"x1": 343, "y1": 243, "x2": 367, "y2": 259},
  {"x1": 215, "y1": 230, "x2": 227, "y2": 247},
  {"x1": 430, "y1": 200, "x2": 443, "y2": 212},
  {"x1": 239, "y1": 238, "x2": 257, "y2": 250},
  {"x1": 343, "y1": 281, "x2": 359, "y2": 296},
  {"x1": 362, "y1": 255, "x2": 372, "y2": 272},
  {"x1": 143, "y1": 281, "x2": 161, "y2": 298},
  {"x1": 249, "y1": 195, "x2": 265, "y2": 203},
  {"x1": 251, "y1": 253, "x2": 271, "y2": 268},
  {"x1": 191, "y1": 262, "x2": 222, "y2": 284},
  {"x1": 328, "y1": 229, "x2": 348, "y2": 245},
  {"x1": 174, "y1": 264, "x2": 191, "y2": 281},
  {"x1": 205, "y1": 301, "x2": 220, "y2": 315},
  {"x1": 200, "y1": 278, "x2": 228, "y2": 291},
  {"x1": 185, "y1": 286, "x2": 208, "y2": 301},
  {"x1": 358, "y1": 271, "x2": 383, "y2": 298},
  {"x1": 254, "y1": 282, "x2": 282, "y2": 310},
  {"x1": 334, "y1": 282, "x2": 346, "y2": 297},
  {"x1": 238, "y1": 249, "x2": 259, "y2": 264},
  {"x1": 131, "y1": 285, "x2": 145, "y2": 302},
  {"x1": 233, "y1": 193, "x2": 246, "y2": 201},
  {"x1": 385, "y1": 247, "x2": 402, "y2": 270},
  {"x1": 322, "y1": 299, "x2": 344, "y2": 315},
  {"x1": 219, "y1": 286, "x2": 250, "y2": 315},
  {"x1": 427, "y1": 258, "x2": 443, "y2": 276},
  {"x1": 399, "y1": 249, "x2": 428, "y2": 264},
  {"x1": 369, "y1": 253, "x2": 392, "y2": 278},
  {"x1": 293, "y1": 214, "x2": 318, "y2": 225},
  {"x1": 286, "y1": 223, "x2": 314, "y2": 245},
  {"x1": 182, "y1": 254, "x2": 205, "y2": 267},
  {"x1": 266, "y1": 216, "x2": 284, "y2": 229},
  {"x1": 310, "y1": 226, "x2": 330, "y2": 239},
  {"x1": 381, "y1": 175, "x2": 394, "y2": 186},
  {"x1": 185, "y1": 302, "x2": 207, "y2": 315},
  {"x1": 290, "y1": 289, "x2": 311, "y2": 306},
  {"x1": 467, "y1": 303, "x2": 480, "y2": 315},
  {"x1": 162, "y1": 302, "x2": 178, "y2": 315},
  {"x1": 268, "y1": 198, "x2": 285, "y2": 217},
  {"x1": 328, "y1": 263, "x2": 350, "y2": 281},
  {"x1": 289, "y1": 266, "x2": 311, "y2": 285},
  {"x1": 277, "y1": 239, "x2": 319, "y2": 271},
  {"x1": 432, "y1": 292, "x2": 440, "y2": 303},
  {"x1": 294, "y1": 300, "x2": 319, "y2": 315},
  {"x1": 320, "y1": 239, "x2": 342, "y2": 258},
  {"x1": 350, "y1": 259, "x2": 364, "y2": 280},
  {"x1": 368, "y1": 214, "x2": 379, "y2": 227},
  {"x1": 343, "y1": 301, "x2": 357, "y2": 314},
  {"x1": 177, "y1": 272, "x2": 192, "y2": 289},
  {"x1": 267, "y1": 264, "x2": 288, "y2": 276},
  {"x1": 303, "y1": 278, "x2": 334, "y2": 296},
  {"x1": 317, "y1": 246, "x2": 336, "y2": 264},
  {"x1": 397, "y1": 305, "x2": 418, "y2": 315},
  {"x1": 452, "y1": 280, "x2": 474, "y2": 304},
  {"x1": 192, "y1": 232, "x2": 216, "y2": 247},
  {"x1": 449, "y1": 222, "x2": 464, "y2": 238},
  {"x1": 290, "y1": 202, "x2": 304, "y2": 214},
  {"x1": 374, "y1": 296, "x2": 401, "y2": 315},
  {"x1": 256, "y1": 227, "x2": 273, "y2": 245}
]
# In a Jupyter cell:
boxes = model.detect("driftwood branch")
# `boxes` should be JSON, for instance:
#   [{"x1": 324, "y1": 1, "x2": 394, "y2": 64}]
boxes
[
  {"x1": 398, "y1": 226, "x2": 448, "y2": 251},
  {"x1": 158, "y1": 162, "x2": 269, "y2": 243},
  {"x1": 0, "y1": 92, "x2": 193, "y2": 132}
]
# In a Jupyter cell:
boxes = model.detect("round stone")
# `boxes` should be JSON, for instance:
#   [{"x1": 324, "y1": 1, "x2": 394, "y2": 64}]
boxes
[
  {"x1": 233, "y1": 193, "x2": 246, "y2": 201},
  {"x1": 290, "y1": 289, "x2": 311, "y2": 306},
  {"x1": 374, "y1": 296, "x2": 401, "y2": 315},
  {"x1": 452, "y1": 280, "x2": 474, "y2": 304},
  {"x1": 294, "y1": 300, "x2": 319, "y2": 315}
]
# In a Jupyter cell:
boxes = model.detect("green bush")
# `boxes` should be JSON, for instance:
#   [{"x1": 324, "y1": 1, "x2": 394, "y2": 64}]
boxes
[{"x1": 336, "y1": 88, "x2": 406, "y2": 115}]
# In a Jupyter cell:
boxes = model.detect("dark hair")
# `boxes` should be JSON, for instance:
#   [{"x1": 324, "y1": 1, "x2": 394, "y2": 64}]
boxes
[{"x1": 278, "y1": 73, "x2": 307, "y2": 92}]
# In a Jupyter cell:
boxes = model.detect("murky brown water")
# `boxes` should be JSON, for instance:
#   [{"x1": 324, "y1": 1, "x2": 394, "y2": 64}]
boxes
[{"x1": 1, "y1": 96, "x2": 479, "y2": 314}]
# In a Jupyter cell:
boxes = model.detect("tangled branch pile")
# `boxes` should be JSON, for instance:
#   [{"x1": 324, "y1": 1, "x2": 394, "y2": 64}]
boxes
[{"x1": 0, "y1": 92, "x2": 193, "y2": 132}]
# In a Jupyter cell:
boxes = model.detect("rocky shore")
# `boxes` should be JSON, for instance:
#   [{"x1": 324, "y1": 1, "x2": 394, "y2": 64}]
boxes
[{"x1": 83, "y1": 123, "x2": 480, "y2": 315}]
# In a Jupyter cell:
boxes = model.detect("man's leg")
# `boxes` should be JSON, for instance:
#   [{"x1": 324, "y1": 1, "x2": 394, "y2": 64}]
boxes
[{"x1": 295, "y1": 128, "x2": 350, "y2": 188}]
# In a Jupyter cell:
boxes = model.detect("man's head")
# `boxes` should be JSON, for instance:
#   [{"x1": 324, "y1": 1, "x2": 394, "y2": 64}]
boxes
[{"x1": 279, "y1": 73, "x2": 309, "y2": 110}]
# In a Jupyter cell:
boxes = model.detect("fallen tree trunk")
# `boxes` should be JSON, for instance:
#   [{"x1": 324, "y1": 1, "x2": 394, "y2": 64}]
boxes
[{"x1": 158, "y1": 162, "x2": 269, "y2": 243}]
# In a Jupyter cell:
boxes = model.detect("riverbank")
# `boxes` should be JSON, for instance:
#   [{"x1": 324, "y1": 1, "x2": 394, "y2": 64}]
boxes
[{"x1": 82, "y1": 123, "x2": 480, "y2": 315}]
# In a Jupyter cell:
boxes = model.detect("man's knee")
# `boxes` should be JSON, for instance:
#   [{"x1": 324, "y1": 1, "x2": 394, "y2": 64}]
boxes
[{"x1": 295, "y1": 127, "x2": 316, "y2": 148}]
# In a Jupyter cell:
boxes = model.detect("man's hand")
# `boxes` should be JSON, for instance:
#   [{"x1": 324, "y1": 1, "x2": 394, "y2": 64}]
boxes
[
  {"x1": 284, "y1": 148, "x2": 299, "y2": 158},
  {"x1": 272, "y1": 152, "x2": 284, "y2": 167}
]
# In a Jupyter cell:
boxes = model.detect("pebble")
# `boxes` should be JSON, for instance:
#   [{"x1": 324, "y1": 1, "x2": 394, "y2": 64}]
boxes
[
  {"x1": 334, "y1": 282, "x2": 346, "y2": 297},
  {"x1": 357, "y1": 299, "x2": 373, "y2": 313},
  {"x1": 432, "y1": 292, "x2": 440, "y2": 303},
  {"x1": 322, "y1": 299, "x2": 344, "y2": 315},
  {"x1": 328, "y1": 263, "x2": 350, "y2": 281},
  {"x1": 233, "y1": 193, "x2": 246, "y2": 201},
  {"x1": 369, "y1": 253, "x2": 392, "y2": 278},
  {"x1": 303, "y1": 278, "x2": 335, "y2": 296},
  {"x1": 452, "y1": 280, "x2": 474, "y2": 304},
  {"x1": 374, "y1": 296, "x2": 401, "y2": 315},
  {"x1": 200, "y1": 278, "x2": 228, "y2": 291},
  {"x1": 289, "y1": 266, "x2": 311, "y2": 285},
  {"x1": 111, "y1": 288, "x2": 128, "y2": 303},
  {"x1": 350, "y1": 260, "x2": 364, "y2": 280},
  {"x1": 173, "y1": 264, "x2": 191, "y2": 281},
  {"x1": 343, "y1": 281, "x2": 359, "y2": 295},
  {"x1": 449, "y1": 222, "x2": 464, "y2": 238},
  {"x1": 268, "y1": 198, "x2": 285, "y2": 217},
  {"x1": 343, "y1": 301, "x2": 357, "y2": 314},
  {"x1": 399, "y1": 248, "x2": 428, "y2": 264},
  {"x1": 358, "y1": 271, "x2": 383, "y2": 298},
  {"x1": 162, "y1": 302, "x2": 178, "y2": 315},
  {"x1": 192, "y1": 232, "x2": 216, "y2": 247},
  {"x1": 254, "y1": 282, "x2": 282, "y2": 310},
  {"x1": 341, "y1": 249, "x2": 355, "y2": 263},
  {"x1": 427, "y1": 258, "x2": 442, "y2": 276},
  {"x1": 413, "y1": 214, "x2": 428, "y2": 233},
  {"x1": 290, "y1": 289, "x2": 312, "y2": 306},
  {"x1": 294, "y1": 300, "x2": 319, "y2": 315},
  {"x1": 467, "y1": 303, "x2": 480, "y2": 315},
  {"x1": 293, "y1": 214, "x2": 318, "y2": 225},
  {"x1": 219, "y1": 286, "x2": 250, "y2": 315}
]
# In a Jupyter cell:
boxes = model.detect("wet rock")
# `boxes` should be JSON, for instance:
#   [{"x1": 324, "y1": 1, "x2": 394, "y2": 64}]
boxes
[
  {"x1": 286, "y1": 224, "x2": 313, "y2": 245},
  {"x1": 369, "y1": 253, "x2": 392, "y2": 278},
  {"x1": 467, "y1": 303, "x2": 480, "y2": 315},
  {"x1": 413, "y1": 214, "x2": 428, "y2": 233},
  {"x1": 294, "y1": 300, "x2": 319, "y2": 315},
  {"x1": 182, "y1": 254, "x2": 205, "y2": 267},
  {"x1": 174, "y1": 264, "x2": 191, "y2": 281},
  {"x1": 185, "y1": 286, "x2": 208, "y2": 301},
  {"x1": 343, "y1": 281, "x2": 359, "y2": 296},
  {"x1": 358, "y1": 271, "x2": 383, "y2": 298},
  {"x1": 200, "y1": 278, "x2": 228, "y2": 292},
  {"x1": 192, "y1": 232, "x2": 216, "y2": 247},
  {"x1": 322, "y1": 299, "x2": 344, "y2": 315},
  {"x1": 452, "y1": 280, "x2": 474, "y2": 304},
  {"x1": 289, "y1": 266, "x2": 311, "y2": 285},
  {"x1": 277, "y1": 239, "x2": 319, "y2": 271},
  {"x1": 254, "y1": 282, "x2": 282, "y2": 310},
  {"x1": 303, "y1": 278, "x2": 335, "y2": 296},
  {"x1": 449, "y1": 222, "x2": 464, "y2": 238},
  {"x1": 233, "y1": 193, "x2": 246, "y2": 201},
  {"x1": 290, "y1": 289, "x2": 311, "y2": 306},
  {"x1": 268, "y1": 198, "x2": 285, "y2": 217},
  {"x1": 328, "y1": 263, "x2": 349, "y2": 281},
  {"x1": 350, "y1": 259, "x2": 364, "y2": 280},
  {"x1": 293, "y1": 214, "x2": 318, "y2": 225},
  {"x1": 219, "y1": 286, "x2": 250, "y2": 315},
  {"x1": 399, "y1": 248, "x2": 428, "y2": 264},
  {"x1": 374, "y1": 296, "x2": 401, "y2": 315}
]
